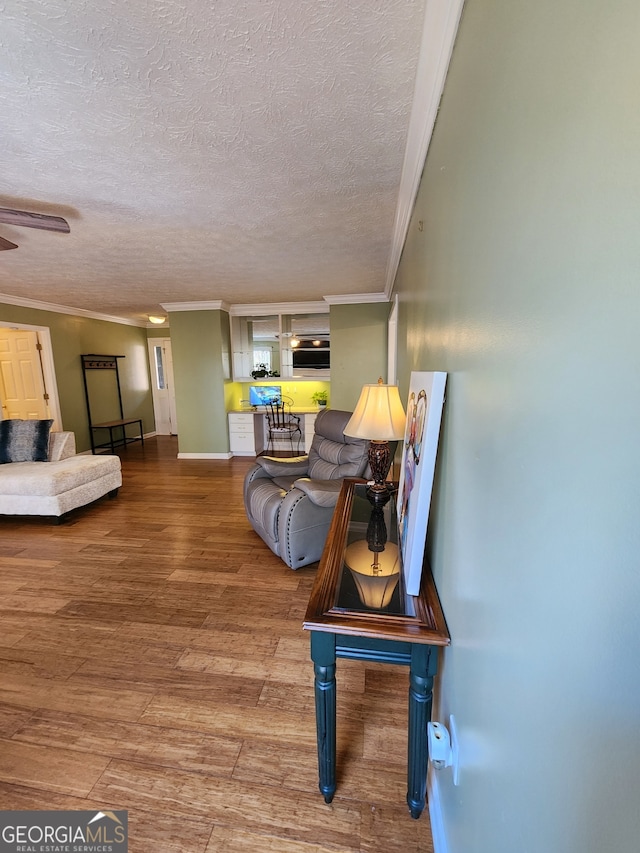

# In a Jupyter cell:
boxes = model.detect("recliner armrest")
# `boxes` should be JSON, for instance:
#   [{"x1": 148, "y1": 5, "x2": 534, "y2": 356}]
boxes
[
  {"x1": 255, "y1": 455, "x2": 310, "y2": 478},
  {"x1": 293, "y1": 478, "x2": 343, "y2": 508}
]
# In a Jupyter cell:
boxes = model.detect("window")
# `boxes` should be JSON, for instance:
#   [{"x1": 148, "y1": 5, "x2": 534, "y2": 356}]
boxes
[{"x1": 153, "y1": 345, "x2": 166, "y2": 390}]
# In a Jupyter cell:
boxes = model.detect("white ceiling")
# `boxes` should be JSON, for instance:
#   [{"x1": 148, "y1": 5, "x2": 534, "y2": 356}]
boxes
[{"x1": 0, "y1": 0, "x2": 461, "y2": 326}]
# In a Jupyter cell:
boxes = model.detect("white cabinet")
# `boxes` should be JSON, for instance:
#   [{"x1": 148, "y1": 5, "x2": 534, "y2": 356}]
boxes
[
  {"x1": 229, "y1": 410, "x2": 317, "y2": 456},
  {"x1": 228, "y1": 413, "x2": 262, "y2": 456}
]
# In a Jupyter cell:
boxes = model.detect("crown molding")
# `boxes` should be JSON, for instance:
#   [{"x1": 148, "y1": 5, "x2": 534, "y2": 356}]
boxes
[
  {"x1": 0, "y1": 292, "x2": 145, "y2": 327},
  {"x1": 384, "y1": 0, "x2": 465, "y2": 298},
  {"x1": 323, "y1": 292, "x2": 390, "y2": 305},
  {"x1": 160, "y1": 300, "x2": 230, "y2": 313},
  {"x1": 229, "y1": 301, "x2": 329, "y2": 316}
]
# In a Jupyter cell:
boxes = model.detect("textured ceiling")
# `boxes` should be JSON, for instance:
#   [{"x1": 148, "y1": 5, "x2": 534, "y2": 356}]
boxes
[{"x1": 0, "y1": 0, "x2": 427, "y2": 325}]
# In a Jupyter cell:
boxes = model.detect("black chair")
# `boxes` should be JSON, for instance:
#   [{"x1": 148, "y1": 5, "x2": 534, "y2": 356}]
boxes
[{"x1": 265, "y1": 399, "x2": 302, "y2": 455}]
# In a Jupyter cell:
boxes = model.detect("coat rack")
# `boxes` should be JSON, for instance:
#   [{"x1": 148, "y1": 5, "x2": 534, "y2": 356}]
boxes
[{"x1": 81, "y1": 354, "x2": 144, "y2": 454}]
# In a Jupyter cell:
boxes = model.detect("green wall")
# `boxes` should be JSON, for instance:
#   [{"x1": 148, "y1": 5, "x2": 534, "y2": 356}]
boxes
[
  {"x1": 0, "y1": 302, "x2": 154, "y2": 452},
  {"x1": 147, "y1": 326, "x2": 169, "y2": 339},
  {"x1": 330, "y1": 303, "x2": 389, "y2": 412},
  {"x1": 394, "y1": 2, "x2": 640, "y2": 851},
  {"x1": 169, "y1": 309, "x2": 229, "y2": 455}
]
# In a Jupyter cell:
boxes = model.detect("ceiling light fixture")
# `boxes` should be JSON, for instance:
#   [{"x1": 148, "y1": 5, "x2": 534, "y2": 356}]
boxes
[{"x1": 148, "y1": 315, "x2": 166, "y2": 324}]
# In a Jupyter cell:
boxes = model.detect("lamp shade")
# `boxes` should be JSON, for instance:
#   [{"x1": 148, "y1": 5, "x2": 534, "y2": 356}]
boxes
[{"x1": 343, "y1": 379, "x2": 406, "y2": 440}]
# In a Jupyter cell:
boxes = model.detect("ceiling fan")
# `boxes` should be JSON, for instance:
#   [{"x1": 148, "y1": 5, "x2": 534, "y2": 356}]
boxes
[{"x1": 0, "y1": 206, "x2": 70, "y2": 251}]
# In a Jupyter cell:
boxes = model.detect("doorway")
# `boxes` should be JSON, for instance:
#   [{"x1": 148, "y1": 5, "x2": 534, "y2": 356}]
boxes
[
  {"x1": 147, "y1": 338, "x2": 178, "y2": 435},
  {"x1": 0, "y1": 324, "x2": 62, "y2": 428}
]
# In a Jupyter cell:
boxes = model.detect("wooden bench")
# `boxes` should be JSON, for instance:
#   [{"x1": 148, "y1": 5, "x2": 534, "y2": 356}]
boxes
[{"x1": 90, "y1": 418, "x2": 144, "y2": 454}]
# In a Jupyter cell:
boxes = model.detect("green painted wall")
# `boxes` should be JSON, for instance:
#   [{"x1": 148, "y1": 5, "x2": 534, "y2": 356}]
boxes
[
  {"x1": 146, "y1": 326, "x2": 169, "y2": 339},
  {"x1": 0, "y1": 302, "x2": 154, "y2": 452},
  {"x1": 169, "y1": 309, "x2": 229, "y2": 455},
  {"x1": 393, "y1": 2, "x2": 640, "y2": 851},
  {"x1": 330, "y1": 303, "x2": 389, "y2": 412}
]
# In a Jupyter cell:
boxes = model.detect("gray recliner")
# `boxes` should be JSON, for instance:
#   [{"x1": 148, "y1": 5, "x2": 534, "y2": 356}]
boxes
[{"x1": 243, "y1": 408, "x2": 370, "y2": 569}]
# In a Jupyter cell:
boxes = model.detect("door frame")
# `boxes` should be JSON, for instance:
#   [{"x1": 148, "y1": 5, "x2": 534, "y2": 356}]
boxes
[
  {"x1": 0, "y1": 321, "x2": 62, "y2": 429},
  {"x1": 147, "y1": 337, "x2": 178, "y2": 435}
]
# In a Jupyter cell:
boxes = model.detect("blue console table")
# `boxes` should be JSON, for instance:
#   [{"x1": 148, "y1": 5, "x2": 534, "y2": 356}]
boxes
[{"x1": 303, "y1": 479, "x2": 450, "y2": 819}]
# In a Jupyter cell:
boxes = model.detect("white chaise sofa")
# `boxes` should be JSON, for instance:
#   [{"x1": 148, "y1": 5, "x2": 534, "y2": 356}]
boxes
[{"x1": 0, "y1": 429, "x2": 122, "y2": 520}]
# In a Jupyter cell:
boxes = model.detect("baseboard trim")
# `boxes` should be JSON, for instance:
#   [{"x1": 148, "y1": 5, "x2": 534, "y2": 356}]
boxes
[
  {"x1": 177, "y1": 452, "x2": 232, "y2": 460},
  {"x1": 428, "y1": 769, "x2": 449, "y2": 853}
]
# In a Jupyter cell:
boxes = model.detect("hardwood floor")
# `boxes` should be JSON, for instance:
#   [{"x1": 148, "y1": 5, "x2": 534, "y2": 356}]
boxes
[{"x1": 0, "y1": 437, "x2": 434, "y2": 853}]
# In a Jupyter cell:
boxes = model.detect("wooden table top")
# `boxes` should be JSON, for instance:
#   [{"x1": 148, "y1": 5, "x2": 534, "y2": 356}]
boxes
[{"x1": 303, "y1": 479, "x2": 450, "y2": 647}]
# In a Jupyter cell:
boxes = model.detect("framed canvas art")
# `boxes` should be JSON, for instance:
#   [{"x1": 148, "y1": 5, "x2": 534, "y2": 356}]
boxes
[{"x1": 397, "y1": 371, "x2": 447, "y2": 596}]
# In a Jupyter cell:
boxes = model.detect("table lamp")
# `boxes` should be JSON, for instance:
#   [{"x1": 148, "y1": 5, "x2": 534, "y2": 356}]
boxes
[{"x1": 343, "y1": 377, "x2": 406, "y2": 497}]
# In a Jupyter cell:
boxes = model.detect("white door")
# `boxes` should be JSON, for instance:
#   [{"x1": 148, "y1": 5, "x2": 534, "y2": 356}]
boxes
[
  {"x1": 0, "y1": 328, "x2": 50, "y2": 420},
  {"x1": 147, "y1": 338, "x2": 178, "y2": 435}
]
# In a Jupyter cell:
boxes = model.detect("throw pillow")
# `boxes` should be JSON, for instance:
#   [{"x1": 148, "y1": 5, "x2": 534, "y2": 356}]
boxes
[{"x1": 0, "y1": 418, "x2": 54, "y2": 464}]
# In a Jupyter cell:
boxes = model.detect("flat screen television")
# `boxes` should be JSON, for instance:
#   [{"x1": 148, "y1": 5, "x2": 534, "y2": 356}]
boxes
[
  {"x1": 292, "y1": 348, "x2": 330, "y2": 370},
  {"x1": 249, "y1": 385, "x2": 281, "y2": 407}
]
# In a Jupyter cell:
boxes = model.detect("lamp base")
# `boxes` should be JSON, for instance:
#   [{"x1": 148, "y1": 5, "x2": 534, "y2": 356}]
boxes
[{"x1": 367, "y1": 439, "x2": 393, "y2": 495}]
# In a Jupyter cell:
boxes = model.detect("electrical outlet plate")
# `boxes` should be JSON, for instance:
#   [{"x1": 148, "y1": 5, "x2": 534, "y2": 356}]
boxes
[{"x1": 449, "y1": 714, "x2": 460, "y2": 785}]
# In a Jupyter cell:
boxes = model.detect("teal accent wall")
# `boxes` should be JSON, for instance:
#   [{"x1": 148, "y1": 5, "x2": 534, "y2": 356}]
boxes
[
  {"x1": 393, "y1": 2, "x2": 640, "y2": 851},
  {"x1": 169, "y1": 309, "x2": 229, "y2": 454},
  {"x1": 330, "y1": 303, "x2": 389, "y2": 412},
  {"x1": 0, "y1": 302, "x2": 154, "y2": 452}
]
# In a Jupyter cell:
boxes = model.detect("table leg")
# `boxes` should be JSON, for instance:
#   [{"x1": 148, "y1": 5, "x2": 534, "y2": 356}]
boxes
[
  {"x1": 407, "y1": 644, "x2": 437, "y2": 819},
  {"x1": 310, "y1": 631, "x2": 337, "y2": 803}
]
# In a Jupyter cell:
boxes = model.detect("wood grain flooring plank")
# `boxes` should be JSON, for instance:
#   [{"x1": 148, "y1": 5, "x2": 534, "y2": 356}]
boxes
[
  {"x1": 0, "y1": 625, "x2": 29, "y2": 647},
  {"x1": 257, "y1": 681, "x2": 316, "y2": 716},
  {"x1": 0, "y1": 739, "x2": 110, "y2": 796},
  {"x1": 1, "y1": 591, "x2": 74, "y2": 614},
  {"x1": 167, "y1": 567, "x2": 300, "y2": 591},
  {"x1": 360, "y1": 801, "x2": 434, "y2": 853},
  {"x1": 231, "y1": 740, "x2": 319, "y2": 792},
  {"x1": 176, "y1": 650, "x2": 315, "y2": 688},
  {"x1": 0, "y1": 781, "x2": 114, "y2": 811},
  {"x1": 0, "y1": 556, "x2": 59, "y2": 570},
  {"x1": 363, "y1": 725, "x2": 407, "y2": 766},
  {"x1": 57, "y1": 600, "x2": 210, "y2": 628},
  {"x1": 275, "y1": 635, "x2": 316, "y2": 661},
  {"x1": 0, "y1": 579, "x2": 27, "y2": 593},
  {"x1": 12, "y1": 710, "x2": 242, "y2": 776},
  {"x1": 0, "y1": 780, "x2": 212, "y2": 853},
  {"x1": 126, "y1": 810, "x2": 215, "y2": 853},
  {"x1": 205, "y1": 825, "x2": 337, "y2": 853},
  {"x1": 91, "y1": 759, "x2": 362, "y2": 849},
  {"x1": 72, "y1": 657, "x2": 264, "y2": 706},
  {"x1": 200, "y1": 611, "x2": 310, "y2": 639},
  {"x1": 15, "y1": 632, "x2": 185, "y2": 667},
  {"x1": 111, "y1": 622, "x2": 282, "y2": 660},
  {"x1": 140, "y1": 695, "x2": 317, "y2": 748},
  {"x1": 0, "y1": 703, "x2": 34, "y2": 738},
  {"x1": 0, "y1": 647, "x2": 87, "y2": 680},
  {"x1": 0, "y1": 672, "x2": 154, "y2": 721}
]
